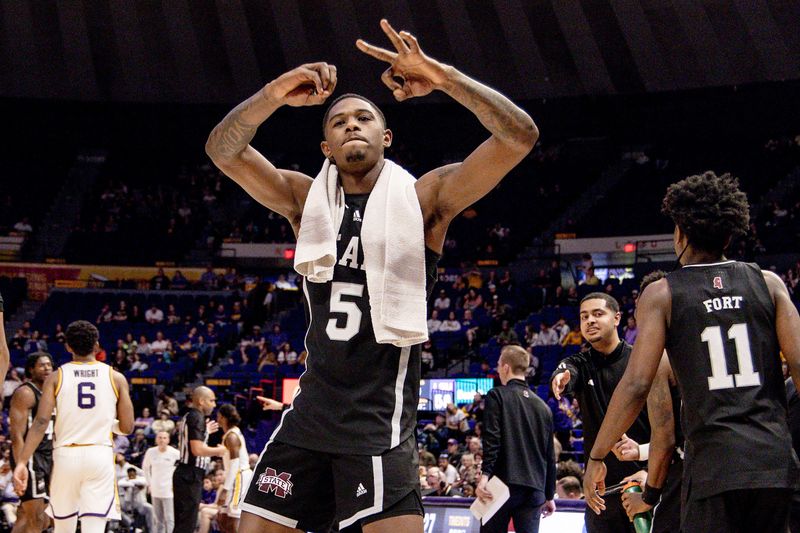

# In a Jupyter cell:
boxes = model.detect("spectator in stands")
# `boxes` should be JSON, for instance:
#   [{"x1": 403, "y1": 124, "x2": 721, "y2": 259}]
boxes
[
  {"x1": 113, "y1": 301, "x2": 129, "y2": 322},
  {"x1": 582, "y1": 267, "x2": 600, "y2": 286},
  {"x1": 53, "y1": 323, "x2": 66, "y2": 344},
  {"x1": 143, "y1": 432, "x2": 179, "y2": 533},
  {"x1": 146, "y1": 304, "x2": 165, "y2": 324},
  {"x1": 427, "y1": 309, "x2": 442, "y2": 335},
  {"x1": 274, "y1": 274, "x2": 293, "y2": 290},
  {"x1": 526, "y1": 347, "x2": 541, "y2": 384},
  {"x1": 96, "y1": 304, "x2": 113, "y2": 324},
  {"x1": 561, "y1": 324, "x2": 583, "y2": 347},
  {"x1": 118, "y1": 466, "x2": 153, "y2": 531},
  {"x1": 446, "y1": 403, "x2": 468, "y2": 438},
  {"x1": 423, "y1": 467, "x2": 462, "y2": 497},
  {"x1": 197, "y1": 470, "x2": 224, "y2": 533},
  {"x1": 213, "y1": 304, "x2": 228, "y2": 326},
  {"x1": 134, "y1": 407, "x2": 155, "y2": 436},
  {"x1": 23, "y1": 331, "x2": 47, "y2": 354},
  {"x1": 2, "y1": 368, "x2": 22, "y2": 403},
  {"x1": 152, "y1": 411, "x2": 176, "y2": 436},
  {"x1": 533, "y1": 323, "x2": 559, "y2": 346},
  {"x1": 498, "y1": 270, "x2": 513, "y2": 294},
  {"x1": 439, "y1": 311, "x2": 462, "y2": 333},
  {"x1": 433, "y1": 289, "x2": 451, "y2": 312},
  {"x1": 422, "y1": 415, "x2": 449, "y2": 454},
  {"x1": 157, "y1": 391, "x2": 180, "y2": 417},
  {"x1": 0, "y1": 460, "x2": 18, "y2": 528},
  {"x1": 462, "y1": 288, "x2": 483, "y2": 311},
  {"x1": 266, "y1": 324, "x2": 287, "y2": 350},
  {"x1": 438, "y1": 454, "x2": 459, "y2": 485},
  {"x1": 171, "y1": 270, "x2": 189, "y2": 290},
  {"x1": 129, "y1": 304, "x2": 143, "y2": 323},
  {"x1": 421, "y1": 340, "x2": 435, "y2": 372},
  {"x1": 150, "y1": 331, "x2": 172, "y2": 360},
  {"x1": 554, "y1": 317, "x2": 570, "y2": 342},
  {"x1": 128, "y1": 429, "x2": 149, "y2": 466},
  {"x1": 200, "y1": 267, "x2": 219, "y2": 290},
  {"x1": 461, "y1": 309, "x2": 479, "y2": 346},
  {"x1": 466, "y1": 393, "x2": 485, "y2": 424},
  {"x1": 566, "y1": 286, "x2": 579, "y2": 306},
  {"x1": 446, "y1": 438, "x2": 464, "y2": 466},
  {"x1": 623, "y1": 316, "x2": 638, "y2": 345},
  {"x1": 136, "y1": 335, "x2": 152, "y2": 358},
  {"x1": 495, "y1": 319, "x2": 518, "y2": 346},
  {"x1": 150, "y1": 268, "x2": 171, "y2": 290},
  {"x1": 276, "y1": 342, "x2": 297, "y2": 365},
  {"x1": 458, "y1": 453, "x2": 480, "y2": 488},
  {"x1": 557, "y1": 476, "x2": 583, "y2": 500},
  {"x1": 166, "y1": 304, "x2": 181, "y2": 325},
  {"x1": 112, "y1": 348, "x2": 130, "y2": 373}
]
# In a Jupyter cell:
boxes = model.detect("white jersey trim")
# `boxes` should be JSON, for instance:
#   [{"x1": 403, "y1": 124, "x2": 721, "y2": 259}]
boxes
[
  {"x1": 682, "y1": 260, "x2": 736, "y2": 268},
  {"x1": 339, "y1": 456, "x2": 384, "y2": 529},
  {"x1": 390, "y1": 346, "x2": 411, "y2": 448},
  {"x1": 239, "y1": 503, "x2": 299, "y2": 529}
]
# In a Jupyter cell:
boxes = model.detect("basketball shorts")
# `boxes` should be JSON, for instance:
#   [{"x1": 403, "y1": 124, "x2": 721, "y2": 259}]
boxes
[
  {"x1": 222, "y1": 468, "x2": 253, "y2": 518},
  {"x1": 47, "y1": 446, "x2": 121, "y2": 521},
  {"x1": 681, "y1": 486, "x2": 791, "y2": 532},
  {"x1": 20, "y1": 449, "x2": 52, "y2": 502},
  {"x1": 240, "y1": 436, "x2": 422, "y2": 531}
]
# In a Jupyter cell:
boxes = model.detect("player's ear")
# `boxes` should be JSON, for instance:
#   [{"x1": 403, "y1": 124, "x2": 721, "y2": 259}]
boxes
[
  {"x1": 614, "y1": 312, "x2": 621, "y2": 327},
  {"x1": 320, "y1": 140, "x2": 333, "y2": 161},
  {"x1": 383, "y1": 128, "x2": 393, "y2": 148}
]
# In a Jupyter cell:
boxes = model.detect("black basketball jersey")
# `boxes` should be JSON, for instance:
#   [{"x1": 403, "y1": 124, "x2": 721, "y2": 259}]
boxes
[
  {"x1": 10, "y1": 382, "x2": 53, "y2": 469},
  {"x1": 274, "y1": 193, "x2": 440, "y2": 455},
  {"x1": 665, "y1": 260, "x2": 799, "y2": 499}
]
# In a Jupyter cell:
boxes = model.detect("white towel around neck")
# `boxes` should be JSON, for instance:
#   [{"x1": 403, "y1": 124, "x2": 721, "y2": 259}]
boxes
[{"x1": 294, "y1": 158, "x2": 428, "y2": 347}]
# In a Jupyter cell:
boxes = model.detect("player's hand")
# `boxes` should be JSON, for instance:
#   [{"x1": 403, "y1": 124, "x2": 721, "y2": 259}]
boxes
[
  {"x1": 256, "y1": 396, "x2": 284, "y2": 411},
  {"x1": 264, "y1": 63, "x2": 338, "y2": 107},
  {"x1": 356, "y1": 19, "x2": 449, "y2": 101},
  {"x1": 206, "y1": 420, "x2": 220, "y2": 434},
  {"x1": 583, "y1": 459, "x2": 607, "y2": 515},
  {"x1": 552, "y1": 370, "x2": 571, "y2": 400},
  {"x1": 541, "y1": 500, "x2": 556, "y2": 518},
  {"x1": 475, "y1": 475, "x2": 493, "y2": 503},
  {"x1": 621, "y1": 469, "x2": 648, "y2": 487},
  {"x1": 12, "y1": 463, "x2": 28, "y2": 496},
  {"x1": 213, "y1": 445, "x2": 227, "y2": 457},
  {"x1": 621, "y1": 490, "x2": 653, "y2": 521},
  {"x1": 612, "y1": 434, "x2": 640, "y2": 461}
]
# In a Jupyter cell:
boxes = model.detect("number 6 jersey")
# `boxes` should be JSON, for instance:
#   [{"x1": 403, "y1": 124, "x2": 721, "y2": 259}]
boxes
[
  {"x1": 54, "y1": 361, "x2": 118, "y2": 448},
  {"x1": 273, "y1": 193, "x2": 440, "y2": 455},
  {"x1": 665, "y1": 260, "x2": 799, "y2": 499}
]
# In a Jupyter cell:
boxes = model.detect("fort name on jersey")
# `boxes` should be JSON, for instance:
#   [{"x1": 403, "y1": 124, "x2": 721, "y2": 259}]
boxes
[
  {"x1": 72, "y1": 368, "x2": 99, "y2": 378},
  {"x1": 702, "y1": 295, "x2": 744, "y2": 313}
]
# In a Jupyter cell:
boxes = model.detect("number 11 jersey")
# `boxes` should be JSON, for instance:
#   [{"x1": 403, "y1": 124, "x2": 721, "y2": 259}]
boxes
[
  {"x1": 273, "y1": 193, "x2": 440, "y2": 455},
  {"x1": 665, "y1": 260, "x2": 799, "y2": 499},
  {"x1": 54, "y1": 361, "x2": 118, "y2": 448}
]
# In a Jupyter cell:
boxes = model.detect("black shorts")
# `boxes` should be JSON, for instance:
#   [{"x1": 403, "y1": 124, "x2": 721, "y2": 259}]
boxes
[
  {"x1": 241, "y1": 436, "x2": 422, "y2": 531},
  {"x1": 682, "y1": 487, "x2": 792, "y2": 532},
  {"x1": 21, "y1": 450, "x2": 52, "y2": 502}
]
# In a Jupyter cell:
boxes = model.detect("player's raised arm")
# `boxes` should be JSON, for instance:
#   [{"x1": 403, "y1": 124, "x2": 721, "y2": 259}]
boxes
[
  {"x1": 205, "y1": 63, "x2": 338, "y2": 224},
  {"x1": 764, "y1": 270, "x2": 800, "y2": 392},
  {"x1": 113, "y1": 370, "x2": 135, "y2": 435},
  {"x1": 356, "y1": 19, "x2": 538, "y2": 245}
]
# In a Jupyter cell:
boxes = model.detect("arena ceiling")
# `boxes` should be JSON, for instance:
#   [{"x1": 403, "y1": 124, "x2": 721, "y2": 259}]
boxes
[{"x1": 1, "y1": 0, "x2": 798, "y2": 104}]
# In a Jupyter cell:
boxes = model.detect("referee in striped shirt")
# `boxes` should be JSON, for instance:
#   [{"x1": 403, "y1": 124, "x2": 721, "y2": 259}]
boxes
[{"x1": 173, "y1": 386, "x2": 225, "y2": 533}]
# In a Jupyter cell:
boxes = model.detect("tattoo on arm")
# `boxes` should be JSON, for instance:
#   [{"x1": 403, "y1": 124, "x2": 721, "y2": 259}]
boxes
[
  {"x1": 206, "y1": 99, "x2": 260, "y2": 161},
  {"x1": 441, "y1": 72, "x2": 536, "y2": 149}
]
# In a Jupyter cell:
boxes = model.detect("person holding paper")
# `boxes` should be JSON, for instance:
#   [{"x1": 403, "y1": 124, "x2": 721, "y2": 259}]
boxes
[{"x1": 477, "y1": 345, "x2": 556, "y2": 533}]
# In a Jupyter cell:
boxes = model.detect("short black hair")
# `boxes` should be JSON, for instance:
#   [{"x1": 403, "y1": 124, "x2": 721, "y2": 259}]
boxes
[
  {"x1": 218, "y1": 403, "x2": 241, "y2": 427},
  {"x1": 580, "y1": 292, "x2": 620, "y2": 313},
  {"x1": 661, "y1": 171, "x2": 750, "y2": 254},
  {"x1": 321, "y1": 93, "x2": 387, "y2": 136},
  {"x1": 640, "y1": 270, "x2": 667, "y2": 293},
  {"x1": 65, "y1": 320, "x2": 99, "y2": 357},
  {"x1": 25, "y1": 352, "x2": 54, "y2": 378}
]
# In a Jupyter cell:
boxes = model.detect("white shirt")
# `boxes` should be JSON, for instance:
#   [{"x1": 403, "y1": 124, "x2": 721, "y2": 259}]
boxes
[
  {"x1": 142, "y1": 446, "x2": 180, "y2": 499},
  {"x1": 150, "y1": 339, "x2": 170, "y2": 354},
  {"x1": 533, "y1": 329, "x2": 560, "y2": 346},
  {"x1": 118, "y1": 474, "x2": 149, "y2": 509},
  {"x1": 433, "y1": 297, "x2": 451, "y2": 310},
  {"x1": 145, "y1": 308, "x2": 164, "y2": 322},
  {"x1": 427, "y1": 319, "x2": 442, "y2": 334},
  {"x1": 439, "y1": 320, "x2": 461, "y2": 332},
  {"x1": 442, "y1": 463, "x2": 459, "y2": 485}
]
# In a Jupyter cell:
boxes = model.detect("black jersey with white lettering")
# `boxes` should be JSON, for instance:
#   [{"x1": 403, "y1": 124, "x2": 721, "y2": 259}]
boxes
[
  {"x1": 13, "y1": 382, "x2": 54, "y2": 456},
  {"x1": 274, "y1": 193, "x2": 440, "y2": 455},
  {"x1": 665, "y1": 260, "x2": 799, "y2": 499}
]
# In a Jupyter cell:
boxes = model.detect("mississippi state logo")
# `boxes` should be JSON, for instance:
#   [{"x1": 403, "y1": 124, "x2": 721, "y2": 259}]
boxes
[
  {"x1": 713, "y1": 276, "x2": 723, "y2": 290},
  {"x1": 257, "y1": 468, "x2": 294, "y2": 498}
]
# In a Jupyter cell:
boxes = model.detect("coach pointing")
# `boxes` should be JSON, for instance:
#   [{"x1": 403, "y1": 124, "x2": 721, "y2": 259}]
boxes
[{"x1": 477, "y1": 345, "x2": 556, "y2": 533}]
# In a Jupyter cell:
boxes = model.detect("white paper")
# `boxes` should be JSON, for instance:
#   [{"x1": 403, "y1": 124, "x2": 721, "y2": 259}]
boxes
[{"x1": 469, "y1": 476, "x2": 511, "y2": 525}]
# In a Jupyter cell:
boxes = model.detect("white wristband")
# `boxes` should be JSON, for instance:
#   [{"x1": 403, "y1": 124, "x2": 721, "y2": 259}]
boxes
[{"x1": 638, "y1": 443, "x2": 650, "y2": 461}]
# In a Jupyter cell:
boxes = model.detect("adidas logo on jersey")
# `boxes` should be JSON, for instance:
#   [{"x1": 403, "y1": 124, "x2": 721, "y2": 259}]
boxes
[
  {"x1": 356, "y1": 483, "x2": 368, "y2": 497},
  {"x1": 353, "y1": 209, "x2": 362, "y2": 222}
]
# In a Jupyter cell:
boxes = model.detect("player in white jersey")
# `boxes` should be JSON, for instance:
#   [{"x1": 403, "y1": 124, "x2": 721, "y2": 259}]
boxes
[
  {"x1": 13, "y1": 320, "x2": 134, "y2": 533},
  {"x1": 216, "y1": 404, "x2": 252, "y2": 533}
]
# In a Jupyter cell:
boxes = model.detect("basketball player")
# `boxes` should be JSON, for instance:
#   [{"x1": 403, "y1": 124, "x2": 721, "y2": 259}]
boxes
[
  {"x1": 13, "y1": 320, "x2": 135, "y2": 533},
  {"x1": 0, "y1": 292, "x2": 10, "y2": 386},
  {"x1": 584, "y1": 172, "x2": 800, "y2": 532},
  {"x1": 206, "y1": 19, "x2": 537, "y2": 533},
  {"x1": 9, "y1": 352, "x2": 55, "y2": 533},
  {"x1": 216, "y1": 404, "x2": 252, "y2": 533}
]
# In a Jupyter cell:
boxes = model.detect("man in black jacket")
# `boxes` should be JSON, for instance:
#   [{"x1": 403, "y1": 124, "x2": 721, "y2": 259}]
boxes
[
  {"x1": 477, "y1": 345, "x2": 556, "y2": 533},
  {"x1": 551, "y1": 292, "x2": 650, "y2": 533}
]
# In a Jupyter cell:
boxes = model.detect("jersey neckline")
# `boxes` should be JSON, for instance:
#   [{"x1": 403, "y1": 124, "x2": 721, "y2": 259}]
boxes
[{"x1": 681, "y1": 260, "x2": 735, "y2": 268}]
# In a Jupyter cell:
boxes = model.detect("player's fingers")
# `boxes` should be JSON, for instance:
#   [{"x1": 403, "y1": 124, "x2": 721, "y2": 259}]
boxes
[
  {"x1": 297, "y1": 67, "x2": 323, "y2": 94},
  {"x1": 597, "y1": 480, "x2": 606, "y2": 496},
  {"x1": 379, "y1": 19, "x2": 410, "y2": 53},
  {"x1": 381, "y1": 68, "x2": 402, "y2": 93},
  {"x1": 399, "y1": 30, "x2": 420, "y2": 53},
  {"x1": 356, "y1": 39, "x2": 396, "y2": 63},
  {"x1": 326, "y1": 65, "x2": 338, "y2": 94}
]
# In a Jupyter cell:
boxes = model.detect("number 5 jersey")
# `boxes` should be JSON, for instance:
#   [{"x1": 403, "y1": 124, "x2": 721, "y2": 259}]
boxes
[
  {"x1": 272, "y1": 193, "x2": 440, "y2": 455},
  {"x1": 665, "y1": 260, "x2": 799, "y2": 500},
  {"x1": 54, "y1": 361, "x2": 119, "y2": 448}
]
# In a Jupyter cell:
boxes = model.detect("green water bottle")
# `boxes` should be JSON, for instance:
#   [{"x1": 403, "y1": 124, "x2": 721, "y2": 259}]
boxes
[{"x1": 622, "y1": 482, "x2": 653, "y2": 533}]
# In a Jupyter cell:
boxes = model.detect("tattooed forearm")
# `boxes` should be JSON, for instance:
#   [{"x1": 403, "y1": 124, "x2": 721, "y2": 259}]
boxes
[
  {"x1": 645, "y1": 358, "x2": 676, "y2": 488},
  {"x1": 439, "y1": 68, "x2": 537, "y2": 150},
  {"x1": 205, "y1": 89, "x2": 281, "y2": 163}
]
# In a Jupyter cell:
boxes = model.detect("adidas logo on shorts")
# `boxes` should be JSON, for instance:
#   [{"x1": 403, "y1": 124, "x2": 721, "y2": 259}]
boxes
[{"x1": 356, "y1": 483, "x2": 368, "y2": 497}]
